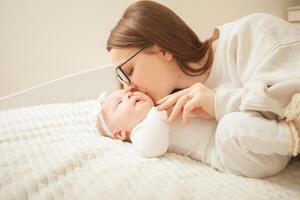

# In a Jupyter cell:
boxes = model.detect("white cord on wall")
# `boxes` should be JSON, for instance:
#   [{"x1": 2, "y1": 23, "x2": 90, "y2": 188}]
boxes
[{"x1": 0, "y1": 64, "x2": 113, "y2": 101}]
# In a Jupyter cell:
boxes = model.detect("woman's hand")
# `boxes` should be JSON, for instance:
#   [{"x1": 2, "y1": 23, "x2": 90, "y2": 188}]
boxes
[{"x1": 156, "y1": 82, "x2": 215, "y2": 124}]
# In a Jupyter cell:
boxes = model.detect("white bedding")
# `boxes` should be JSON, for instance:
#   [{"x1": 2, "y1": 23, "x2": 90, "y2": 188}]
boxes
[{"x1": 1, "y1": 100, "x2": 300, "y2": 200}]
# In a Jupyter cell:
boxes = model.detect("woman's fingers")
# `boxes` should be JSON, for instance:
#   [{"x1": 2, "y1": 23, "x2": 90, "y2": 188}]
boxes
[
  {"x1": 165, "y1": 105, "x2": 175, "y2": 116},
  {"x1": 182, "y1": 98, "x2": 202, "y2": 125},
  {"x1": 156, "y1": 96, "x2": 167, "y2": 105},
  {"x1": 157, "y1": 89, "x2": 187, "y2": 105},
  {"x1": 168, "y1": 95, "x2": 189, "y2": 122},
  {"x1": 157, "y1": 93, "x2": 181, "y2": 110},
  {"x1": 157, "y1": 98, "x2": 176, "y2": 111},
  {"x1": 157, "y1": 93, "x2": 176, "y2": 105},
  {"x1": 157, "y1": 82, "x2": 215, "y2": 124}
]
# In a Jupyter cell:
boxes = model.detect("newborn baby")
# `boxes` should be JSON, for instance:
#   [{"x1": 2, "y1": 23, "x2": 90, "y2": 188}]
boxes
[
  {"x1": 95, "y1": 89, "x2": 291, "y2": 178},
  {"x1": 95, "y1": 89, "x2": 217, "y2": 161}
]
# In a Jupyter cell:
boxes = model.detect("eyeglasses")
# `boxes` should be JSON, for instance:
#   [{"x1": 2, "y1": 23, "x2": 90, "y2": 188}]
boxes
[{"x1": 115, "y1": 47, "x2": 145, "y2": 85}]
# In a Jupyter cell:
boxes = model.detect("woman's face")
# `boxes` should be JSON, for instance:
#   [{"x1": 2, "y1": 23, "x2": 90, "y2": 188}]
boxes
[{"x1": 110, "y1": 46, "x2": 178, "y2": 103}]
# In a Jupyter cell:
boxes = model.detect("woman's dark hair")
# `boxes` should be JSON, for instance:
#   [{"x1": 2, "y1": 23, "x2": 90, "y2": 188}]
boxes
[{"x1": 107, "y1": 0, "x2": 217, "y2": 76}]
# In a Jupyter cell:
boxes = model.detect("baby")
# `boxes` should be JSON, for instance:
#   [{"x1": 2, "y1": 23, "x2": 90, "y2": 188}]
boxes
[
  {"x1": 95, "y1": 89, "x2": 217, "y2": 159},
  {"x1": 95, "y1": 89, "x2": 292, "y2": 178}
]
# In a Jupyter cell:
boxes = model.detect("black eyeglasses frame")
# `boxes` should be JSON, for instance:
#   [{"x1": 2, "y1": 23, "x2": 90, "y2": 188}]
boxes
[{"x1": 115, "y1": 47, "x2": 146, "y2": 85}]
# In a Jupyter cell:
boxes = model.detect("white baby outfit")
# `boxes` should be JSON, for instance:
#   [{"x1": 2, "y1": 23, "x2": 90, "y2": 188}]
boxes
[{"x1": 130, "y1": 107, "x2": 217, "y2": 164}]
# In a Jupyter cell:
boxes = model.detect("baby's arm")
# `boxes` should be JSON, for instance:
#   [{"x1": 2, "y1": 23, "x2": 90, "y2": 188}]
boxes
[{"x1": 130, "y1": 107, "x2": 170, "y2": 158}]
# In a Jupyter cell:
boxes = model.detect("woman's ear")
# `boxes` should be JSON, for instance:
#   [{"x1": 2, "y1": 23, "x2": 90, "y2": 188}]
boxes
[
  {"x1": 152, "y1": 44, "x2": 173, "y2": 62},
  {"x1": 112, "y1": 129, "x2": 128, "y2": 141}
]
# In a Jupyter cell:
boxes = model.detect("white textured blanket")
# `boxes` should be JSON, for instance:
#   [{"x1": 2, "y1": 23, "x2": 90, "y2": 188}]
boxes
[{"x1": 1, "y1": 100, "x2": 300, "y2": 200}]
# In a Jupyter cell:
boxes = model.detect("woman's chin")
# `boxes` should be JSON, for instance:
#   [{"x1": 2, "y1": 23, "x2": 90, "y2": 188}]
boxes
[
  {"x1": 144, "y1": 92, "x2": 156, "y2": 104},
  {"x1": 135, "y1": 102, "x2": 152, "y2": 112}
]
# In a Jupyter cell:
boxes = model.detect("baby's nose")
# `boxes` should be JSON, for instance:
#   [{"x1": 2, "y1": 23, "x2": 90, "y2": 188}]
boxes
[{"x1": 126, "y1": 92, "x2": 133, "y2": 99}]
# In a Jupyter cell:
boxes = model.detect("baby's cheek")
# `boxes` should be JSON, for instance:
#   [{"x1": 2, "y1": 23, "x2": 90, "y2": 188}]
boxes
[{"x1": 137, "y1": 107, "x2": 150, "y2": 122}]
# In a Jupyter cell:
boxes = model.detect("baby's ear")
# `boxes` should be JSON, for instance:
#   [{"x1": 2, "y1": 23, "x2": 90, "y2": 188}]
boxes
[{"x1": 112, "y1": 129, "x2": 128, "y2": 141}]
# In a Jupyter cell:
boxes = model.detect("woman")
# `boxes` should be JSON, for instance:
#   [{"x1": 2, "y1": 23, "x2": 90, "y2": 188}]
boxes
[{"x1": 106, "y1": 1, "x2": 300, "y2": 177}]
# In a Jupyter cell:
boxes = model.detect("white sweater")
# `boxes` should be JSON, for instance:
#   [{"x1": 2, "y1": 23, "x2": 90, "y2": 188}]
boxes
[
  {"x1": 130, "y1": 13, "x2": 300, "y2": 160},
  {"x1": 206, "y1": 13, "x2": 300, "y2": 121}
]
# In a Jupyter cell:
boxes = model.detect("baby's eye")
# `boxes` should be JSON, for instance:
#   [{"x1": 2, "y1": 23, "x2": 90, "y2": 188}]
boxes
[{"x1": 118, "y1": 99, "x2": 122, "y2": 104}]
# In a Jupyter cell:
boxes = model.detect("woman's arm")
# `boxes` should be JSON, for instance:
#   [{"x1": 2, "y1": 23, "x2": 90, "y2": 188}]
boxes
[{"x1": 214, "y1": 87, "x2": 243, "y2": 121}]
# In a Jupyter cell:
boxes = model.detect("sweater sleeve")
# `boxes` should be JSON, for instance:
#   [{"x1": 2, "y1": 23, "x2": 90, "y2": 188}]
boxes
[
  {"x1": 214, "y1": 42, "x2": 300, "y2": 121},
  {"x1": 238, "y1": 16, "x2": 300, "y2": 117},
  {"x1": 212, "y1": 14, "x2": 273, "y2": 121},
  {"x1": 214, "y1": 88, "x2": 244, "y2": 121},
  {"x1": 213, "y1": 13, "x2": 300, "y2": 120},
  {"x1": 130, "y1": 107, "x2": 170, "y2": 158}
]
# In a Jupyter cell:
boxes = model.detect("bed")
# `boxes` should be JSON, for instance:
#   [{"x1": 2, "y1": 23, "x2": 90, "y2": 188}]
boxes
[{"x1": 1, "y1": 65, "x2": 300, "y2": 200}]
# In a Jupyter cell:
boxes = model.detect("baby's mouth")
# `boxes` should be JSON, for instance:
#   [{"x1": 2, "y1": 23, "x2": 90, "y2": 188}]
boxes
[
  {"x1": 134, "y1": 98, "x2": 141, "y2": 105},
  {"x1": 133, "y1": 96, "x2": 144, "y2": 106}
]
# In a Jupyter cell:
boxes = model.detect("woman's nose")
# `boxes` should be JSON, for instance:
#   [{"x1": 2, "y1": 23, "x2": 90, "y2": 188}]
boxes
[
  {"x1": 124, "y1": 84, "x2": 137, "y2": 92},
  {"x1": 130, "y1": 84, "x2": 138, "y2": 91}
]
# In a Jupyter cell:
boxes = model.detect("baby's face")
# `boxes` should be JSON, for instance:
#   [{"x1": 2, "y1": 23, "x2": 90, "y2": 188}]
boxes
[{"x1": 102, "y1": 89, "x2": 154, "y2": 133}]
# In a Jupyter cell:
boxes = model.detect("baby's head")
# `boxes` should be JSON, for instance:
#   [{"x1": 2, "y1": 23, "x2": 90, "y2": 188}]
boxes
[{"x1": 96, "y1": 89, "x2": 154, "y2": 142}]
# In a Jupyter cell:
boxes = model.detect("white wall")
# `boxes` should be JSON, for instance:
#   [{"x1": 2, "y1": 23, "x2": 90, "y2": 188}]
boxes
[
  {"x1": 0, "y1": 0, "x2": 299, "y2": 102},
  {"x1": 160, "y1": 0, "x2": 300, "y2": 38}
]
